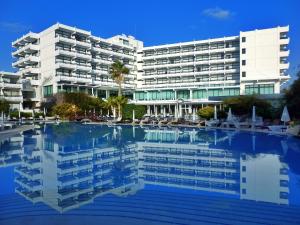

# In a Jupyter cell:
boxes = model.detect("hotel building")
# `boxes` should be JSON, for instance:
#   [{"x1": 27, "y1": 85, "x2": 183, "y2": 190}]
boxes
[
  {"x1": 134, "y1": 26, "x2": 290, "y2": 115},
  {"x1": 12, "y1": 23, "x2": 142, "y2": 109},
  {"x1": 11, "y1": 24, "x2": 290, "y2": 114},
  {"x1": 0, "y1": 71, "x2": 23, "y2": 110}
]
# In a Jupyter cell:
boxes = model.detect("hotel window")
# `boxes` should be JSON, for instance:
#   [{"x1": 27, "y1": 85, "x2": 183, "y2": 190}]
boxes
[
  {"x1": 242, "y1": 166, "x2": 246, "y2": 172},
  {"x1": 242, "y1": 60, "x2": 246, "y2": 66},
  {"x1": 245, "y1": 84, "x2": 274, "y2": 95},
  {"x1": 242, "y1": 72, "x2": 246, "y2": 77},
  {"x1": 280, "y1": 192, "x2": 289, "y2": 199},
  {"x1": 242, "y1": 189, "x2": 246, "y2": 194},
  {"x1": 242, "y1": 177, "x2": 247, "y2": 183},
  {"x1": 177, "y1": 90, "x2": 189, "y2": 99},
  {"x1": 43, "y1": 85, "x2": 53, "y2": 97},
  {"x1": 242, "y1": 48, "x2": 246, "y2": 54},
  {"x1": 280, "y1": 180, "x2": 289, "y2": 187},
  {"x1": 242, "y1": 37, "x2": 246, "y2": 42}
]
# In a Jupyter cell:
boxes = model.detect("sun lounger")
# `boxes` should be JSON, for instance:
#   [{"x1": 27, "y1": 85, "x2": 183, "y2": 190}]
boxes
[{"x1": 205, "y1": 119, "x2": 220, "y2": 127}]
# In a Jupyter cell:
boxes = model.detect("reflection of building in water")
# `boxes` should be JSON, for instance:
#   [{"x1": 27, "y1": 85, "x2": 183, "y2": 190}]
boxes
[
  {"x1": 138, "y1": 129, "x2": 241, "y2": 195},
  {"x1": 240, "y1": 153, "x2": 289, "y2": 204},
  {"x1": 139, "y1": 128, "x2": 290, "y2": 204},
  {"x1": 9, "y1": 126, "x2": 293, "y2": 212},
  {"x1": 14, "y1": 130, "x2": 43, "y2": 203},
  {"x1": 0, "y1": 135, "x2": 24, "y2": 167},
  {"x1": 14, "y1": 128, "x2": 141, "y2": 212}
]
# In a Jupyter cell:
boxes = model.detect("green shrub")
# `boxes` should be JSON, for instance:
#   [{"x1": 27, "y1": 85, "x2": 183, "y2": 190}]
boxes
[
  {"x1": 10, "y1": 111, "x2": 20, "y2": 118},
  {"x1": 34, "y1": 112, "x2": 44, "y2": 118},
  {"x1": 52, "y1": 103, "x2": 79, "y2": 119},
  {"x1": 21, "y1": 112, "x2": 32, "y2": 118},
  {"x1": 197, "y1": 106, "x2": 214, "y2": 119},
  {"x1": 122, "y1": 104, "x2": 146, "y2": 120}
]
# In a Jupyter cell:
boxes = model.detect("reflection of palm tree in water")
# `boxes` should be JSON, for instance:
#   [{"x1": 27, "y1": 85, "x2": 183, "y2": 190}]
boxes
[{"x1": 111, "y1": 127, "x2": 131, "y2": 187}]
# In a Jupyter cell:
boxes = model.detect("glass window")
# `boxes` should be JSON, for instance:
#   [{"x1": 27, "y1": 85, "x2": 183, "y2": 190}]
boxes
[{"x1": 43, "y1": 85, "x2": 53, "y2": 97}]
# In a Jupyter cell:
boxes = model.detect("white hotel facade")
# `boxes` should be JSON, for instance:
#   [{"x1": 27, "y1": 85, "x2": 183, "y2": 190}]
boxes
[{"x1": 11, "y1": 23, "x2": 290, "y2": 114}]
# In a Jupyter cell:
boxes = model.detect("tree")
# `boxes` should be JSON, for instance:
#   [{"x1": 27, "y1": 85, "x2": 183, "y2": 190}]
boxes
[
  {"x1": 103, "y1": 96, "x2": 128, "y2": 119},
  {"x1": 197, "y1": 106, "x2": 214, "y2": 119},
  {"x1": 109, "y1": 61, "x2": 129, "y2": 118},
  {"x1": 223, "y1": 95, "x2": 272, "y2": 118},
  {"x1": 122, "y1": 104, "x2": 146, "y2": 120},
  {"x1": 109, "y1": 60, "x2": 130, "y2": 97},
  {"x1": 285, "y1": 70, "x2": 300, "y2": 119},
  {"x1": 0, "y1": 99, "x2": 10, "y2": 114},
  {"x1": 52, "y1": 103, "x2": 79, "y2": 119}
]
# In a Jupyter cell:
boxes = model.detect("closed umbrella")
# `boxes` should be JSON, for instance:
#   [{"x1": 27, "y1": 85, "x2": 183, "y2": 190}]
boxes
[
  {"x1": 43, "y1": 107, "x2": 46, "y2": 117},
  {"x1": 163, "y1": 107, "x2": 166, "y2": 118},
  {"x1": 214, "y1": 105, "x2": 217, "y2": 120},
  {"x1": 281, "y1": 106, "x2": 290, "y2": 126},
  {"x1": 192, "y1": 109, "x2": 196, "y2": 122},
  {"x1": 227, "y1": 108, "x2": 233, "y2": 121}
]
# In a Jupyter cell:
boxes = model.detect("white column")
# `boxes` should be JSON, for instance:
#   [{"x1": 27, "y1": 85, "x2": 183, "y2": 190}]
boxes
[
  {"x1": 147, "y1": 105, "x2": 150, "y2": 115},
  {"x1": 179, "y1": 104, "x2": 182, "y2": 118},
  {"x1": 106, "y1": 90, "x2": 110, "y2": 98}
]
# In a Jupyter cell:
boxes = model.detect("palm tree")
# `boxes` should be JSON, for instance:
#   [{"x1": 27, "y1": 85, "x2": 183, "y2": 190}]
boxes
[
  {"x1": 109, "y1": 61, "x2": 129, "y2": 118},
  {"x1": 109, "y1": 60, "x2": 130, "y2": 97}
]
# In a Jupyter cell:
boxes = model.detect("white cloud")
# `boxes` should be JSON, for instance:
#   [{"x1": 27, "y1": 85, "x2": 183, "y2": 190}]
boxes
[
  {"x1": 202, "y1": 7, "x2": 233, "y2": 20},
  {"x1": 0, "y1": 22, "x2": 31, "y2": 33}
]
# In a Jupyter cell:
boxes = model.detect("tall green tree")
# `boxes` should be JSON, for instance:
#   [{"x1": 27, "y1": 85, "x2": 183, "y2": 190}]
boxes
[
  {"x1": 285, "y1": 69, "x2": 300, "y2": 119},
  {"x1": 223, "y1": 95, "x2": 272, "y2": 118},
  {"x1": 0, "y1": 99, "x2": 10, "y2": 114},
  {"x1": 109, "y1": 60, "x2": 129, "y2": 118},
  {"x1": 109, "y1": 60, "x2": 130, "y2": 97}
]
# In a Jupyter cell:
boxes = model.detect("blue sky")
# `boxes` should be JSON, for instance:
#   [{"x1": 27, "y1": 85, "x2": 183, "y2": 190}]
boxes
[{"x1": 0, "y1": 0, "x2": 299, "y2": 84}]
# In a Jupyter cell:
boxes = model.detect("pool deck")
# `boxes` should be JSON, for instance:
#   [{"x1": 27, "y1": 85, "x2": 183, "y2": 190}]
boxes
[{"x1": 0, "y1": 125, "x2": 35, "y2": 141}]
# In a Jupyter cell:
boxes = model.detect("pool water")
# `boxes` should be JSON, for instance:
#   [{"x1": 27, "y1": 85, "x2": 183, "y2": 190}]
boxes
[{"x1": 1, "y1": 123, "x2": 300, "y2": 225}]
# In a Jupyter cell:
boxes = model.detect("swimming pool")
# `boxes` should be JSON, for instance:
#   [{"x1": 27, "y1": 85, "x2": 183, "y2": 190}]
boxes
[{"x1": 1, "y1": 123, "x2": 300, "y2": 225}]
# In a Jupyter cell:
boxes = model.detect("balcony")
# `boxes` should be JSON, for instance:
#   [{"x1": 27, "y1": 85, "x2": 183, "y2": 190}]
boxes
[
  {"x1": 55, "y1": 75, "x2": 92, "y2": 84},
  {"x1": 12, "y1": 56, "x2": 39, "y2": 68},
  {"x1": 2, "y1": 82, "x2": 22, "y2": 89},
  {"x1": 1, "y1": 95, "x2": 23, "y2": 102},
  {"x1": 12, "y1": 32, "x2": 39, "y2": 48},
  {"x1": 75, "y1": 52, "x2": 91, "y2": 60},
  {"x1": 56, "y1": 62, "x2": 76, "y2": 70},
  {"x1": 75, "y1": 64, "x2": 91, "y2": 71},
  {"x1": 12, "y1": 44, "x2": 39, "y2": 57},
  {"x1": 279, "y1": 50, "x2": 290, "y2": 57},
  {"x1": 20, "y1": 67, "x2": 40, "y2": 75},
  {"x1": 75, "y1": 40, "x2": 91, "y2": 48},
  {"x1": 55, "y1": 36, "x2": 76, "y2": 45},
  {"x1": 55, "y1": 49, "x2": 76, "y2": 57}
]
